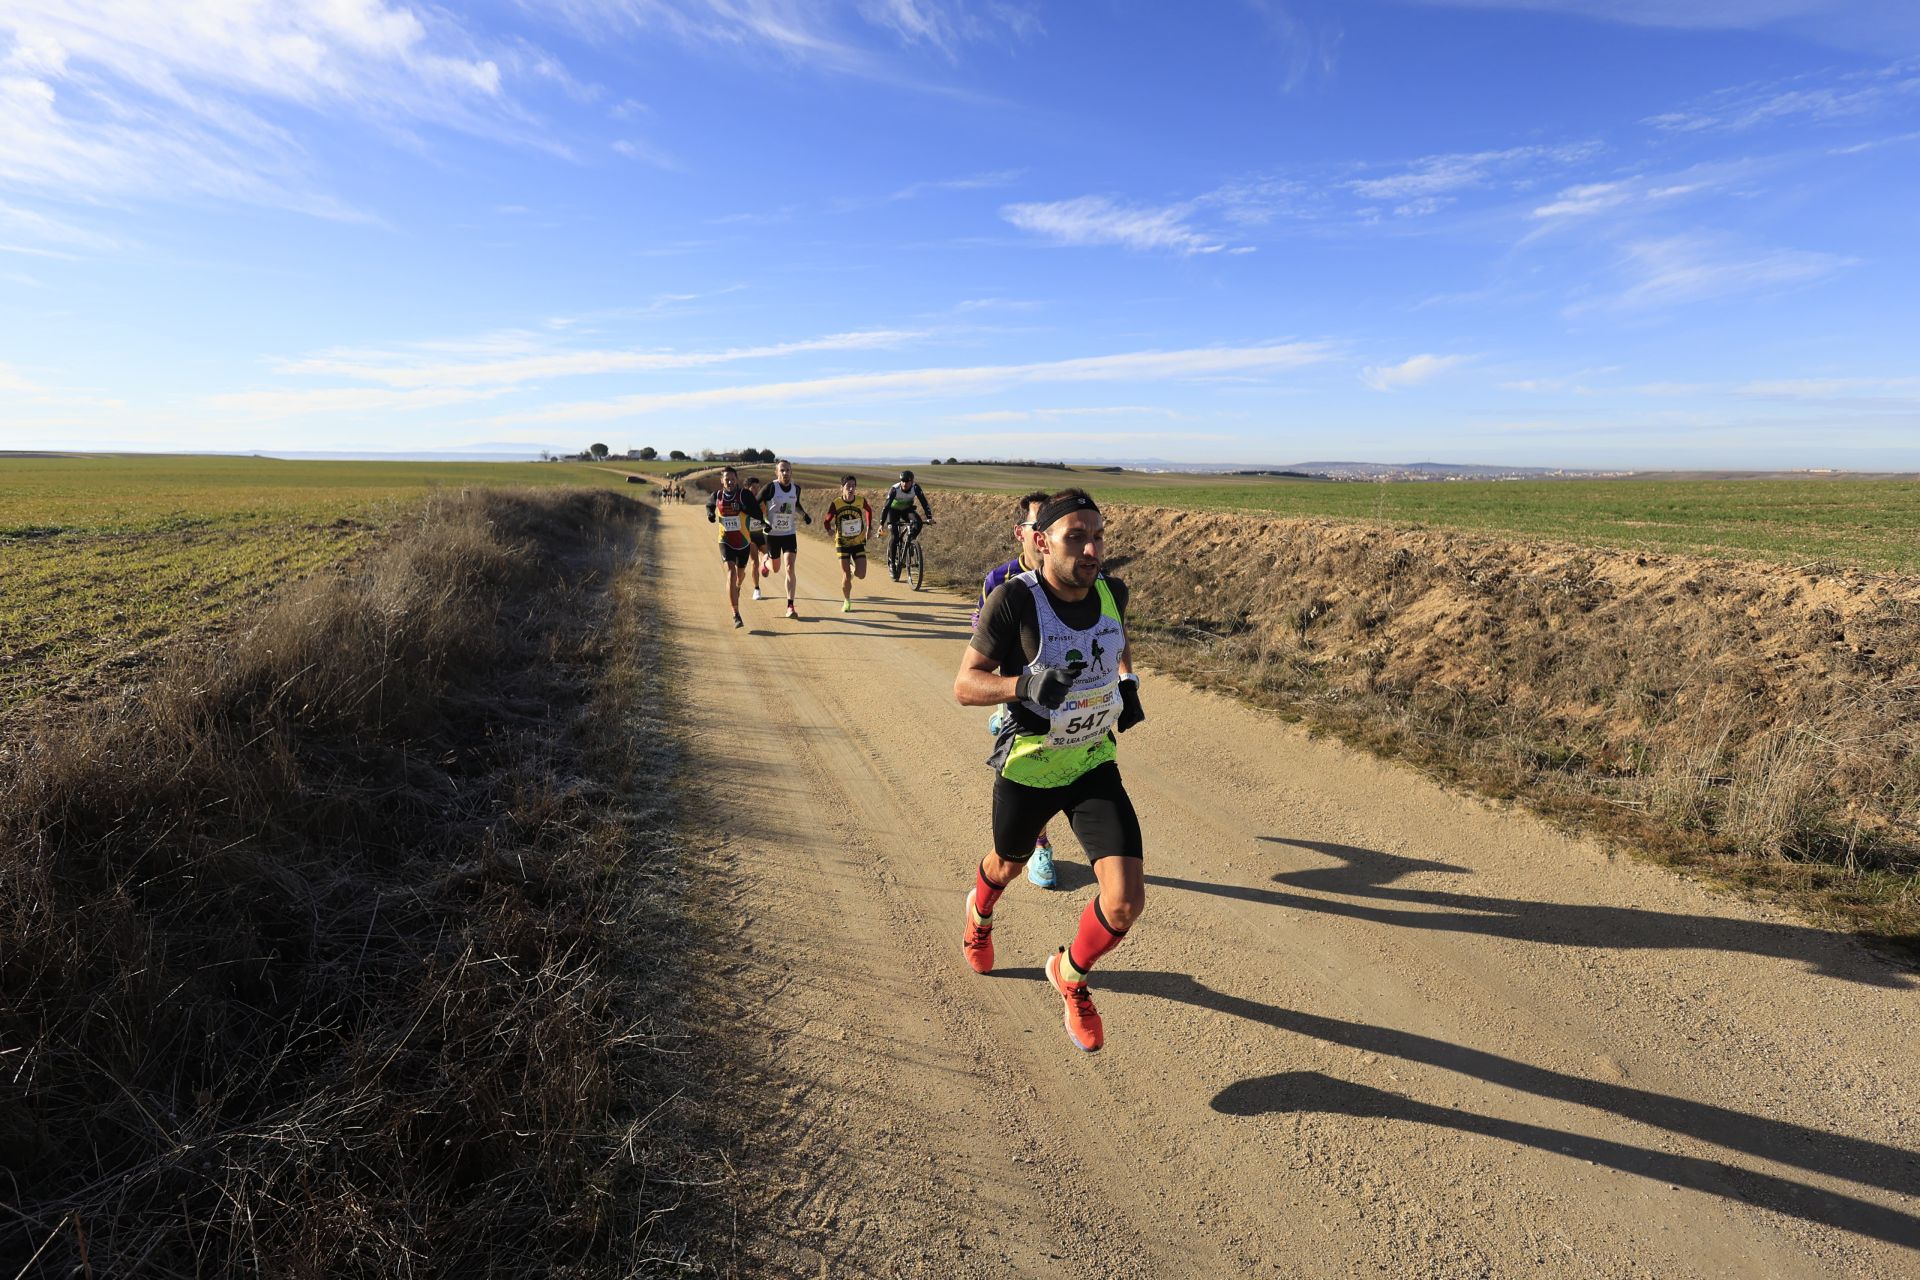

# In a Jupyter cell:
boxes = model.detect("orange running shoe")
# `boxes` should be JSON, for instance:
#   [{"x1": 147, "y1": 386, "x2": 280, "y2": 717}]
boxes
[
  {"x1": 961, "y1": 889, "x2": 994, "y2": 974},
  {"x1": 1046, "y1": 949, "x2": 1104, "y2": 1052}
]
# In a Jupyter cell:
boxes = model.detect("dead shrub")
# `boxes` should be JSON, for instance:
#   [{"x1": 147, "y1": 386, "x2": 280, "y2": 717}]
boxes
[
  {"x1": 922, "y1": 490, "x2": 1920, "y2": 943},
  {"x1": 0, "y1": 488, "x2": 731, "y2": 1277}
]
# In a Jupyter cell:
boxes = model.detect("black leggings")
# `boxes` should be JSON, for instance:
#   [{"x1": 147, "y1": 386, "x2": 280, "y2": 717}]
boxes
[{"x1": 991, "y1": 763, "x2": 1142, "y2": 864}]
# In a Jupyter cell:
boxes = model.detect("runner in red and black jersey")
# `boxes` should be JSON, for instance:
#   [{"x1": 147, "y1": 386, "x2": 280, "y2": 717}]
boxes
[{"x1": 706, "y1": 465, "x2": 768, "y2": 629}]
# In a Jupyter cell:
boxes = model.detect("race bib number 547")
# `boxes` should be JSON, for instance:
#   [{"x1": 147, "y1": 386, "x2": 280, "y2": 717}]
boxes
[{"x1": 1046, "y1": 683, "x2": 1119, "y2": 748}]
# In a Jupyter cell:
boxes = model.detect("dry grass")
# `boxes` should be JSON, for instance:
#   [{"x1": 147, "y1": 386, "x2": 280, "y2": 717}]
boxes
[
  {"x1": 921, "y1": 493, "x2": 1920, "y2": 952},
  {"x1": 0, "y1": 488, "x2": 737, "y2": 1276}
]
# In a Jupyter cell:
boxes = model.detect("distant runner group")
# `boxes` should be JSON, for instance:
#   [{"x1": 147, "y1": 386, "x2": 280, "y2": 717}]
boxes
[
  {"x1": 701, "y1": 462, "x2": 1147, "y2": 1053},
  {"x1": 706, "y1": 463, "x2": 939, "y2": 622}
]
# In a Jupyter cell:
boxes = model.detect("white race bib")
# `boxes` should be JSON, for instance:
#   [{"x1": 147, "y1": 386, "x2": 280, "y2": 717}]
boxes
[
  {"x1": 838, "y1": 514, "x2": 864, "y2": 538},
  {"x1": 719, "y1": 514, "x2": 741, "y2": 532},
  {"x1": 770, "y1": 508, "x2": 796, "y2": 534},
  {"x1": 1045, "y1": 680, "x2": 1120, "y2": 749}
]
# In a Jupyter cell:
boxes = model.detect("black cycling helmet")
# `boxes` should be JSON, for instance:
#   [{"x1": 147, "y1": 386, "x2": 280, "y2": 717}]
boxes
[{"x1": 899, "y1": 469, "x2": 915, "y2": 482}]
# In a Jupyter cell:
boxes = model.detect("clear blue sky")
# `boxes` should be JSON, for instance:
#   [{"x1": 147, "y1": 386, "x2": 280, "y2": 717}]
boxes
[{"x1": 3, "y1": 1, "x2": 1917, "y2": 468}]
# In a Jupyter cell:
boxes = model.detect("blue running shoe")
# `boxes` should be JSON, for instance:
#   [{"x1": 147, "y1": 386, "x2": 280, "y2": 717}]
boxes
[{"x1": 1026, "y1": 840, "x2": 1057, "y2": 889}]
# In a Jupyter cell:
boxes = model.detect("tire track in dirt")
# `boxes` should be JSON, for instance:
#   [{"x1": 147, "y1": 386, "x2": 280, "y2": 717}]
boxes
[{"x1": 657, "y1": 506, "x2": 1920, "y2": 1279}]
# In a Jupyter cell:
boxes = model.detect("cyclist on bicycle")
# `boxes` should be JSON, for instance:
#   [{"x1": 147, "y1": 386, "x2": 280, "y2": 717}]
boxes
[{"x1": 879, "y1": 469, "x2": 934, "y2": 573}]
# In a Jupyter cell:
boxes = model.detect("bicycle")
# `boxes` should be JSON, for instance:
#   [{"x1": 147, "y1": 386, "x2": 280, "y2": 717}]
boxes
[{"x1": 886, "y1": 518, "x2": 930, "y2": 589}]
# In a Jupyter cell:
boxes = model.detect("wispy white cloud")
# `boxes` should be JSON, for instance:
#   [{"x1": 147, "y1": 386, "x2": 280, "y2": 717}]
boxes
[
  {"x1": 1347, "y1": 143, "x2": 1599, "y2": 204},
  {"x1": 1497, "y1": 365, "x2": 1622, "y2": 393},
  {"x1": 0, "y1": 1, "x2": 560, "y2": 238},
  {"x1": 889, "y1": 168, "x2": 1022, "y2": 201},
  {"x1": 951, "y1": 296, "x2": 1044, "y2": 312},
  {"x1": 525, "y1": 0, "x2": 1036, "y2": 86},
  {"x1": 1237, "y1": 0, "x2": 1343, "y2": 93},
  {"x1": 276, "y1": 327, "x2": 927, "y2": 390},
  {"x1": 612, "y1": 137, "x2": 681, "y2": 169},
  {"x1": 1361, "y1": 353, "x2": 1470, "y2": 391},
  {"x1": 1529, "y1": 162, "x2": 1743, "y2": 222},
  {"x1": 0, "y1": 361, "x2": 43, "y2": 393},
  {"x1": 205, "y1": 385, "x2": 505, "y2": 421},
  {"x1": 1593, "y1": 234, "x2": 1854, "y2": 311},
  {"x1": 487, "y1": 340, "x2": 1335, "y2": 424},
  {"x1": 1736, "y1": 375, "x2": 1920, "y2": 409},
  {"x1": 953, "y1": 405, "x2": 1189, "y2": 423},
  {"x1": 1001, "y1": 195, "x2": 1229, "y2": 254},
  {"x1": 1646, "y1": 63, "x2": 1920, "y2": 133},
  {"x1": 1403, "y1": 1, "x2": 1920, "y2": 54}
]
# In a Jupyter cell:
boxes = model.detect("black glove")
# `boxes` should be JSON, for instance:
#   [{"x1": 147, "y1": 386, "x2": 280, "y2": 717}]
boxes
[
  {"x1": 803, "y1": 513, "x2": 813, "y2": 525},
  {"x1": 1016, "y1": 661, "x2": 1085, "y2": 710},
  {"x1": 1117, "y1": 678, "x2": 1145, "y2": 732}
]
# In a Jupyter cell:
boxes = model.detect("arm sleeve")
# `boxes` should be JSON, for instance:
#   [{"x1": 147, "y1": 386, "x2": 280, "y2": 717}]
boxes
[
  {"x1": 916, "y1": 486, "x2": 934, "y2": 517},
  {"x1": 705, "y1": 491, "x2": 718, "y2": 520},
  {"x1": 863, "y1": 499, "x2": 872, "y2": 531}
]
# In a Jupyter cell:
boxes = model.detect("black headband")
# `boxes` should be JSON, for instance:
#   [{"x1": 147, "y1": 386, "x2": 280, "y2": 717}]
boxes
[{"x1": 1035, "y1": 494, "x2": 1099, "y2": 531}]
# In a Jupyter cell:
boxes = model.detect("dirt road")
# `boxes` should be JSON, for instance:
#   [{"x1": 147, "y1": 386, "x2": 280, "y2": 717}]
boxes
[{"x1": 656, "y1": 505, "x2": 1919, "y2": 1279}]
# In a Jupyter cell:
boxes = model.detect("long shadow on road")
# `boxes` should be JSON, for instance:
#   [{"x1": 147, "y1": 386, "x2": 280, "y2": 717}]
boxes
[
  {"x1": 1095, "y1": 967, "x2": 1920, "y2": 1204},
  {"x1": 1216, "y1": 1068, "x2": 1920, "y2": 1250},
  {"x1": 1144, "y1": 837, "x2": 1911, "y2": 988}
]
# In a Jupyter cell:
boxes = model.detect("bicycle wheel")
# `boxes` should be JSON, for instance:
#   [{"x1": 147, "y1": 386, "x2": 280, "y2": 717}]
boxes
[
  {"x1": 908, "y1": 539, "x2": 924, "y2": 590},
  {"x1": 888, "y1": 535, "x2": 902, "y2": 581}
]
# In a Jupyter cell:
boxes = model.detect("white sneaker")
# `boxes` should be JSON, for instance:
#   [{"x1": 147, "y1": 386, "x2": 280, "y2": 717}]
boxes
[{"x1": 752, "y1": 588, "x2": 763, "y2": 601}]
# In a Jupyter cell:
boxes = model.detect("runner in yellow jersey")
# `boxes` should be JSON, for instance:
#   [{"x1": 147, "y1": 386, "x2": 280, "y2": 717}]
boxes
[{"x1": 822, "y1": 475, "x2": 874, "y2": 614}]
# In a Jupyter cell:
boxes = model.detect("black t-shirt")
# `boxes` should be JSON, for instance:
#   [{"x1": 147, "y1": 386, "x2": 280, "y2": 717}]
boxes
[
  {"x1": 969, "y1": 574, "x2": 1130, "y2": 678},
  {"x1": 971, "y1": 573, "x2": 1129, "y2": 752}
]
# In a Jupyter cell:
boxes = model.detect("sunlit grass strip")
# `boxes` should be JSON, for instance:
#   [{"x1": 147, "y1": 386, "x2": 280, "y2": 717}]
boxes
[
  {"x1": 1093, "y1": 477, "x2": 1920, "y2": 574},
  {"x1": 0, "y1": 456, "x2": 646, "y2": 711}
]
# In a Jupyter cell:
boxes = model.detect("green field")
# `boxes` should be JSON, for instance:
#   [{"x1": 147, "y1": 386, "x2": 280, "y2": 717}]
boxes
[
  {"x1": 0, "y1": 454, "x2": 641, "y2": 708},
  {"x1": 8, "y1": 454, "x2": 1917, "y2": 711},
  {"x1": 791, "y1": 464, "x2": 1920, "y2": 575}
]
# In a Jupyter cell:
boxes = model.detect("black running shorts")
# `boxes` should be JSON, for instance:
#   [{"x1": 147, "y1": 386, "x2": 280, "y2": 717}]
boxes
[
  {"x1": 991, "y1": 762, "x2": 1141, "y2": 864},
  {"x1": 838, "y1": 546, "x2": 867, "y2": 561},
  {"x1": 721, "y1": 543, "x2": 752, "y2": 567},
  {"x1": 766, "y1": 533, "x2": 798, "y2": 556}
]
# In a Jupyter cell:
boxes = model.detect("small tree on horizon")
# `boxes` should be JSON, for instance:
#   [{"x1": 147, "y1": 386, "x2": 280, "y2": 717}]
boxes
[
  {"x1": 670, "y1": 449, "x2": 689, "y2": 460},
  {"x1": 638, "y1": 446, "x2": 658, "y2": 460},
  {"x1": 589, "y1": 442, "x2": 609, "y2": 460}
]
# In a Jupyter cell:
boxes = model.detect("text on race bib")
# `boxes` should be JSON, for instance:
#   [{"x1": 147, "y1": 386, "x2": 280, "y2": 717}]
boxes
[
  {"x1": 838, "y1": 515, "x2": 865, "y2": 537},
  {"x1": 1044, "y1": 682, "x2": 1120, "y2": 749},
  {"x1": 719, "y1": 514, "x2": 742, "y2": 532}
]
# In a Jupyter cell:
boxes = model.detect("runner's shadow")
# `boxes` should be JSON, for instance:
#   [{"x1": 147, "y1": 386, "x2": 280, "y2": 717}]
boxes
[
  {"x1": 1095, "y1": 970, "x2": 1920, "y2": 1245},
  {"x1": 1139, "y1": 839, "x2": 1911, "y2": 988},
  {"x1": 750, "y1": 624, "x2": 974, "y2": 641},
  {"x1": 1212, "y1": 1070, "x2": 1920, "y2": 1249},
  {"x1": 1046, "y1": 859, "x2": 1096, "y2": 892}
]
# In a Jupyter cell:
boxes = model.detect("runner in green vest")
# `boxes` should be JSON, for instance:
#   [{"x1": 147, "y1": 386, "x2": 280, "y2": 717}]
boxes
[{"x1": 952, "y1": 488, "x2": 1147, "y2": 1052}]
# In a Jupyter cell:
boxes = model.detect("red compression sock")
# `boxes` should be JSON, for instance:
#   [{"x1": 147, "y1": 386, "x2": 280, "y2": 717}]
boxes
[
  {"x1": 974, "y1": 861, "x2": 1009, "y2": 917},
  {"x1": 1065, "y1": 897, "x2": 1127, "y2": 977}
]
